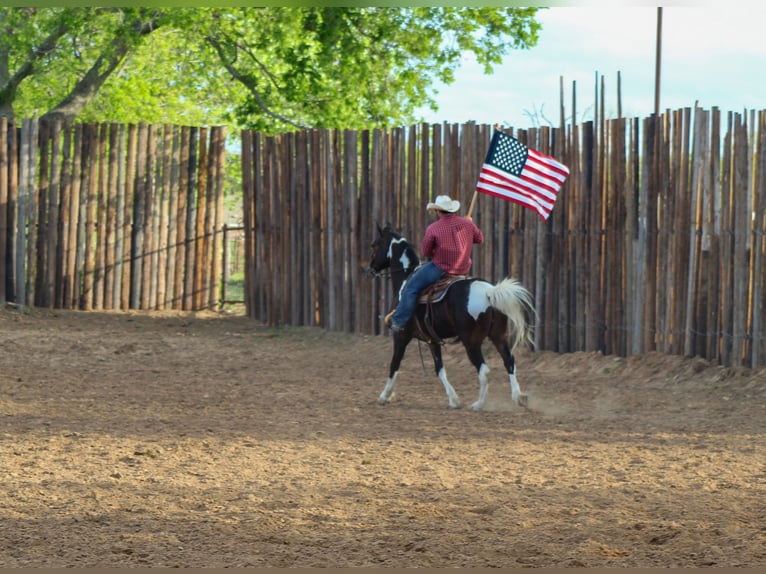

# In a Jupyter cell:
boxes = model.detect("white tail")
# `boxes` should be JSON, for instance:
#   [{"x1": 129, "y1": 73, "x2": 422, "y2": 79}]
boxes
[{"x1": 486, "y1": 278, "x2": 535, "y2": 349}]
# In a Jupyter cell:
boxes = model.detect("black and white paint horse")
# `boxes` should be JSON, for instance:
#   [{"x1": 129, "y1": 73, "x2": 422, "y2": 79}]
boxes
[{"x1": 366, "y1": 223, "x2": 536, "y2": 411}]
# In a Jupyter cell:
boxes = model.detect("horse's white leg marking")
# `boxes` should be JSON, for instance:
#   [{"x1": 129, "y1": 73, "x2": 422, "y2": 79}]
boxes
[
  {"x1": 471, "y1": 363, "x2": 491, "y2": 411},
  {"x1": 438, "y1": 367, "x2": 461, "y2": 409},
  {"x1": 509, "y1": 371, "x2": 521, "y2": 405},
  {"x1": 378, "y1": 372, "x2": 398, "y2": 404}
]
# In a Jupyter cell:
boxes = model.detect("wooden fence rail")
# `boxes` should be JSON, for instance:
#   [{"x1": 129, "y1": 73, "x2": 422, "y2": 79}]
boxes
[
  {"x1": 241, "y1": 109, "x2": 766, "y2": 368},
  {"x1": 0, "y1": 118, "x2": 227, "y2": 311}
]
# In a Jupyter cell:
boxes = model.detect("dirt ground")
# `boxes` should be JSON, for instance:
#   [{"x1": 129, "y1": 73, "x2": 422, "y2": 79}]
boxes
[{"x1": 0, "y1": 306, "x2": 764, "y2": 567}]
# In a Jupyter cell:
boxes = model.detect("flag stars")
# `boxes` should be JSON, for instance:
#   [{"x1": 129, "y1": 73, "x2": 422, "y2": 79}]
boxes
[{"x1": 490, "y1": 136, "x2": 528, "y2": 175}]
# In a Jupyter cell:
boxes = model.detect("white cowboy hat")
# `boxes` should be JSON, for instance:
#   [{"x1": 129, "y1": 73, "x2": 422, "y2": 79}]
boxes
[{"x1": 426, "y1": 195, "x2": 461, "y2": 213}]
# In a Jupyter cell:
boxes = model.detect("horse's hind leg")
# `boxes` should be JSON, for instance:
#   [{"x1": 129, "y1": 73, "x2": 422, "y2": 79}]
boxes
[
  {"x1": 490, "y1": 333, "x2": 526, "y2": 407},
  {"x1": 428, "y1": 342, "x2": 462, "y2": 409}
]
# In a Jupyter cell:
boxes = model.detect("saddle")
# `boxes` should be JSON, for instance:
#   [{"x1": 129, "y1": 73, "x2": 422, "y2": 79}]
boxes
[{"x1": 417, "y1": 274, "x2": 468, "y2": 304}]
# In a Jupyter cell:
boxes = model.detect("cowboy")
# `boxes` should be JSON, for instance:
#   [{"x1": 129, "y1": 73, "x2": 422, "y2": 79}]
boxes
[{"x1": 385, "y1": 194, "x2": 484, "y2": 333}]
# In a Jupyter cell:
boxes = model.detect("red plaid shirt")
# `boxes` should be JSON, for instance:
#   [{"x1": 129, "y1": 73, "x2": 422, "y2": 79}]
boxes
[{"x1": 421, "y1": 213, "x2": 484, "y2": 275}]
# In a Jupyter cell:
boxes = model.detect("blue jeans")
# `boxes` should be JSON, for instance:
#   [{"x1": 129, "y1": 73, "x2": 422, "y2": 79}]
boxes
[{"x1": 390, "y1": 260, "x2": 445, "y2": 328}]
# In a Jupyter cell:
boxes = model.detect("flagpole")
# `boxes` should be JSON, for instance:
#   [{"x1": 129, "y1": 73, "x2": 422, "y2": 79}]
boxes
[
  {"x1": 467, "y1": 190, "x2": 478, "y2": 219},
  {"x1": 468, "y1": 123, "x2": 503, "y2": 219}
]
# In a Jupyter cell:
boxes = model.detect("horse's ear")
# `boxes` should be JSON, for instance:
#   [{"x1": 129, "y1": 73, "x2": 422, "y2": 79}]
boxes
[{"x1": 376, "y1": 222, "x2": 383, "y2": 236}]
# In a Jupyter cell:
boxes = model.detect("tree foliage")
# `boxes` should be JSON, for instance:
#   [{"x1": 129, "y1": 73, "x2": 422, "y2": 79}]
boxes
[
  {"x1": 0, "y1": 7, "x2": 541, "y2": 132},
  {"x1": 0, "y1": 8, "x2": 168, "y2": 121}
]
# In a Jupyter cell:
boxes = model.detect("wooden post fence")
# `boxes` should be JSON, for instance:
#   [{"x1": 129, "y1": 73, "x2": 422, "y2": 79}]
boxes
[
  {"x1": 242, "y1": 110, "x2": 766, "y2": 369},
  {"x1": 1, "y1": 119, "x2": 227, "y2": 311}
]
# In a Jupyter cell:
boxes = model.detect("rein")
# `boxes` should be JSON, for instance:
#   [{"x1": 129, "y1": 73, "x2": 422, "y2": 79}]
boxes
[
  {"x1": 368, "y1": 240, "x2": 414, "y2": 279},
  {"x1": 369, "y1": 261, "x2": 409, "y2": 279}
]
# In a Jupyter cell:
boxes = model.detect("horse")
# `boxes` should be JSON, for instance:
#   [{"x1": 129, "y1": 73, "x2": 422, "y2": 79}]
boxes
[{"x1": 365, "y1": 223, "x2": 536, "y2": 411}]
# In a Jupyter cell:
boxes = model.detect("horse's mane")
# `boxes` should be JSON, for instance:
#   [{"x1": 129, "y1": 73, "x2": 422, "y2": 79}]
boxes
[{"x1": 380, "y1": 223, "x2": 403, "y2": 240}]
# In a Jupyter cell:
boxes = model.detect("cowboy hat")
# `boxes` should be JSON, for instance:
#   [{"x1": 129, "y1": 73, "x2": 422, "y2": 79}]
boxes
[{"x1": 426, "y1": 195, "x2": 460, "y2": 213}]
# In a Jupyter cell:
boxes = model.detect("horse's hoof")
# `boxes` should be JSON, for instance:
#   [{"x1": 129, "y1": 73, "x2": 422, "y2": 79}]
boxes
[
  {"x1": 516, "y1": 393, "x2": 529, "y2": 408},
  {"x1": 470, "y1": 402, "x2": 483, "y2": 412},
  {"x1": 448, "y1": 402, "x2": 463, "y2": 410},
  {"x1": 378, "y1": 392, "x2": 395, "y2": 405}
]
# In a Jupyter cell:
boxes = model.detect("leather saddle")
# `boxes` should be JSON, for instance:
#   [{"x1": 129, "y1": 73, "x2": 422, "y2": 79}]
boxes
[{"x1": 417, "y1": 274, "x2": 469, "y2": 304}]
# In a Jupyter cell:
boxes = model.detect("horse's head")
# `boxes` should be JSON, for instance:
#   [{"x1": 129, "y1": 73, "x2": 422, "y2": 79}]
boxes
[
  {"x1": 364, "y1": 222, "x2": 419, "y2": 281},
  {"x1": 366, "y1": 223, "x2": 400, "y2": 274}
]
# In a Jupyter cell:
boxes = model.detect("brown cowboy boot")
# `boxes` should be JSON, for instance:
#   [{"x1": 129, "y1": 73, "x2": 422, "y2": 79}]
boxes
[{"x1": 383, "y1": 309, "x2": 396, "y2": 328}]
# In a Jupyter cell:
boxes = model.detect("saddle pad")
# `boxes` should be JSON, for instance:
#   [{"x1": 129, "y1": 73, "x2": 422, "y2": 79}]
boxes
[{"x1": 418, "y1": 274, "x2": 469, "y2": 304}]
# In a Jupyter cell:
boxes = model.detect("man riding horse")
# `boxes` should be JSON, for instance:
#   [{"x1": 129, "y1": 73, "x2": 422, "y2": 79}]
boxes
[{"x1": 384, "y1": 194, "x2": 484, "y2": 333}]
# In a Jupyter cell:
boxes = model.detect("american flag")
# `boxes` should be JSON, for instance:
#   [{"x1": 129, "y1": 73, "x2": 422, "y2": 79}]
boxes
[{"x1": 476, "y1": 130, "x2": 569, "y2": 221}]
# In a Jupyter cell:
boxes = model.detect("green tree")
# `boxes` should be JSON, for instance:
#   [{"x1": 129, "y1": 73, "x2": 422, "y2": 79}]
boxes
[
  {"x1": 76, "y1": 26, "x2": 244, "y2": 126},
  {"x1": 201, "y1": 7, "x2": 541, "y2": 131},
  {"x1": 1, "y1": 7, "x2": 541, "y2": 131},
  {"x1": 0, "y1": 7, "x2": 168, "y2": 122}
]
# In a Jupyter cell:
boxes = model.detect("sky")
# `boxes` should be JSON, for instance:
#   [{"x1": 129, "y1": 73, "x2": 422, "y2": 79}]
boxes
[{"x1": 416, "y1": 5, "x2": 766, "y2": 129}]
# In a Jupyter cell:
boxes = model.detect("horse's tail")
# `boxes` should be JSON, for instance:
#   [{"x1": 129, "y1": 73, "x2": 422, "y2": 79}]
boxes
[{"x1": 486, "y1": 278, "x2": 536, "y2": 349}]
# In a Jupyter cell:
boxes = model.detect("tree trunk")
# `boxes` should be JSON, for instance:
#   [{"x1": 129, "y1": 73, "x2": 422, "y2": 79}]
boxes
[{"x1": 0, "y1": 43, "x2": 15, "y2": 121}]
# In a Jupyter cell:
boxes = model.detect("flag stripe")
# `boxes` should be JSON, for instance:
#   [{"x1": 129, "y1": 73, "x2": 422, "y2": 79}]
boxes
[
  {"x1": 478, "y1": 164, "x2": 557, "y2": 208},
  {"x1": 513, "y1": 162, "x2": 561, "y2": 199},
  {"x1": 528, "y1": 148, "x2": 569, "y2": 181},
  {"x1": 525, "y1": 161, "x2": 568, "y2": 193},
  {"x1": 477, "y1": 167, "x2": 556, "y2": 211},
  {"x1": 477, "y1": 167, "x2": 556, "y2": 208},
  {"x1": 476, "y1": 186, "x2": 549, "y2": 220}
]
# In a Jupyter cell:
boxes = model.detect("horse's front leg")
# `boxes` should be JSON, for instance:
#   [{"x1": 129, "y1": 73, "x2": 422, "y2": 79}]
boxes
[
  {"x1": 429, "y1": 343, "x2": 461, "y2": 409},
  {"x1": 379, "y1": 334, "x2": 411, "y2": 404}
]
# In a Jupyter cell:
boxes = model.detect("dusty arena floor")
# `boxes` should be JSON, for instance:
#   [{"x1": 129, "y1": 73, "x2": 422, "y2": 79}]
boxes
[{"x1": 1, "y1": 306, "x2": 764, "y2": 567}]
